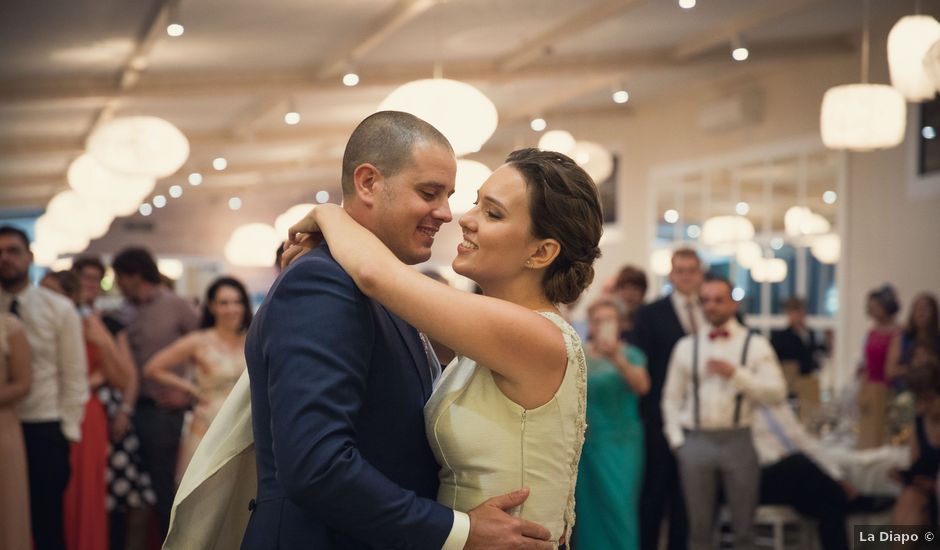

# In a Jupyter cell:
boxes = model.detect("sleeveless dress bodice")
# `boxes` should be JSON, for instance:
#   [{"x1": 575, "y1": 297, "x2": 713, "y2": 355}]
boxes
[{"x1": 424, "y1": 312, "x2": 586, "y2": 544}]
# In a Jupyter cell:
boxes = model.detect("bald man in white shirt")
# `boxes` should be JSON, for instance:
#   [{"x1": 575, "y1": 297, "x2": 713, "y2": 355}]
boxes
[{"x1": 662, "y1": 275, "x2": 786, "y2": 550}]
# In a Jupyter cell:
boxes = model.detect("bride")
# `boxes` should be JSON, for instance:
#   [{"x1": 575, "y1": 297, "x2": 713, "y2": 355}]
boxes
[{"x1": 286, "y1": 147, "x2": 603, "y2": 545}]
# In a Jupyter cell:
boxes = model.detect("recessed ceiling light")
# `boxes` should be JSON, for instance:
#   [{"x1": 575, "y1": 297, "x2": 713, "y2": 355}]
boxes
[
  {"x1": 530, "y1": 118, "x2": 547, "y2": 132},
  {"x1": 213, "y1": 157, "x2": 227, "y2": 171},
  {"x1": 166, "y1": 23, "x2": 184, "y2": 37}
]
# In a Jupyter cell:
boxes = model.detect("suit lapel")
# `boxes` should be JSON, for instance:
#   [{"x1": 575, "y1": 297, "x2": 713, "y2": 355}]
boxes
[
  {"x1": 378, "y1": 304, "x2": 433, "y2": 398},
  {"x1": 662, "y1": 296, "x2": 687, "y2": 338}
]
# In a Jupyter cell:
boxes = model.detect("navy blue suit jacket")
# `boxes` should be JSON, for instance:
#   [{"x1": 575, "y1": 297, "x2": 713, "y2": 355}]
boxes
[
  {"x1": 632, "y1": 295, "x2": 687, "y2": 426},
  {"x1": 241, "y1": 246, "x2": 452, "y2": 549}
]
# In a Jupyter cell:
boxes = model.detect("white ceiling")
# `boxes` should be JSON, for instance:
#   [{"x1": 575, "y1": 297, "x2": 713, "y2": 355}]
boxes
[{"x1": 0, "y1": 0, "x2": 912, "y2": 226}]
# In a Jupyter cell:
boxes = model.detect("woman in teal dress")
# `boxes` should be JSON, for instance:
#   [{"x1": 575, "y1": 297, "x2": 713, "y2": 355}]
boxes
[{"x1": 575, "y1": 298, "x2": 650, "y2": 549}]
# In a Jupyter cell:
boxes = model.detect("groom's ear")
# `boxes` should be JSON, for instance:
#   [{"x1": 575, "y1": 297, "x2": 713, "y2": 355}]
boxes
[{"x1": 352, "y1": 163, "x2": 382, "y2": 207}]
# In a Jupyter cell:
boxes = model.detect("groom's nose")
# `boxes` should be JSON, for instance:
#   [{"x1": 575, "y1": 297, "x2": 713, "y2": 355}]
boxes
[{"x1": 432, "y1": 197, "x2": 453, "y2": 223}]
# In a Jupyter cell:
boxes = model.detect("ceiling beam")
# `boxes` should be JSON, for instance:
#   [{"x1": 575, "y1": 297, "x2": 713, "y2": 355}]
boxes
[
  {"x1": 317, "y1": 0, "x2": 439, "y2": 79},
  {"x1": 228, "y1": 0, "x2": 439, "y2": 138},
  {"x1": 500, "y1": 74, "x2": 618, "y2": 122},
  {"x1": 85, "y1": 0, "x2": 174, "y2": 135},
  {"x1": 0, "y1": 33, "x2": 851, "y2": 106},
  {"x1": 672, "y1": 0, "x2": 823, "y2": 60},
  {"x1": 498, "y1": 0, "x2": 645, "y2": 72}
]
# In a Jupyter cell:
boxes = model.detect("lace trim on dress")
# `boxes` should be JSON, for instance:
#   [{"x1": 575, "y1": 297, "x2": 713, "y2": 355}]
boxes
[{"x1": 538, "y1": 312, "x2": 587, "y2": 546}]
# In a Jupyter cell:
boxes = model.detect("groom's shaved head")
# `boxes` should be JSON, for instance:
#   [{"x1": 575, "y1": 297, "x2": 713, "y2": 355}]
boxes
[{"x1": 341, "y1": 111, "x2": 453, "y2": 196}]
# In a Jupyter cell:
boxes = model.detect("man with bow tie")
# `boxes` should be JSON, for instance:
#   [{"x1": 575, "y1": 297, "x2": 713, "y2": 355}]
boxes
[{"x1": 662, "y1": 274, "x2": 786, "y2": 550}]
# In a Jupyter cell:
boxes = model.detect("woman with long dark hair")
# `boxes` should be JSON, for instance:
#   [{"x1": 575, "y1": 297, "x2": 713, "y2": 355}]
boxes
[
  {"x1": 888, "y1": 293, "x2": 940, "y2": 384},
  {"x1": 144, "y1": 276, "x2": 252, "y2": 482}
]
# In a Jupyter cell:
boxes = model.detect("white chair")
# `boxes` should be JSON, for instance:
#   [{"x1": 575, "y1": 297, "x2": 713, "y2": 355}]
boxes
[{"x1": 716, "y1": 505, "x2": 817, "y2": 550}]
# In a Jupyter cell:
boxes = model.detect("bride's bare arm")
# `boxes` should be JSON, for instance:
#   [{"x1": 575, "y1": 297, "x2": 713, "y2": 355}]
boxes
[{"x1": 290, "y1": 204, "x2": 566, "y2": 407}]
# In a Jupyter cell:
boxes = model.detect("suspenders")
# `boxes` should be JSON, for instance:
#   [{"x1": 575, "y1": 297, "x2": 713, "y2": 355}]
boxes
[{"x1": 691, "y1": 329, "x2": 755, "y2": 428}]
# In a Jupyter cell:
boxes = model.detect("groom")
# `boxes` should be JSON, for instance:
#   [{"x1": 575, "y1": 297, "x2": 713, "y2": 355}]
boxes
[{"x1": 242, "y1": 111, "x2": 551, "y2": 549}]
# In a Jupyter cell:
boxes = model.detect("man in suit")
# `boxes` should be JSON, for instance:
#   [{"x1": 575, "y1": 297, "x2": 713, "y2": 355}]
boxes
[
  {"x1": 771, "y1": 297, "x2": 825, "y2": 378},
  {"x1": 242, "y1": 111, "x2": 551, "y2": 550},
  {"x1": 633, "y1": 248, "x2": 704, "y2": 550}
]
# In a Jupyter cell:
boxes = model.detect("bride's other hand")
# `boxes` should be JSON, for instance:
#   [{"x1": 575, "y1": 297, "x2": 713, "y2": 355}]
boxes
[{"x1": 280, "y1": 235, "x2": 320, "y2": 270}]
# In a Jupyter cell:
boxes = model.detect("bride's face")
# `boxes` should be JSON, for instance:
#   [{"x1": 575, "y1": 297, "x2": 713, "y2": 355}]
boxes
[{"x1": 453, "y1": 164, "x2": 538, "y2": 286}]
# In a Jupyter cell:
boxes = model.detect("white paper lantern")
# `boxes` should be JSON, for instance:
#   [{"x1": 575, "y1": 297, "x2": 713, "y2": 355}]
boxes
[
  {"x1": 68, "y1": 154, "x2": 156, "y2": 217},
  {"x1": 735, "y1": 241, "x2": 763, "y2": 269},
  {"x1": 922, "y1": 38, "x2": 940, "y2": 93},
  {"x1": 87, "y1": 116, "x2": 190, "y2": 178},
  {"x1": 784, "y1": 206, "x2": 831, "y2": 238},
  {"x1": 701, "y1": 215, "x2": 755, "y2": 256},
  {"x1": 888, "y1": 15, "x2": 940, "y2": 101},
  {"x1": 570, "y1": 141, "x2": 614, "y2": 183},
  {"x1": 651, "y1": 248, "x2": 674, "y2": 277},
  {"x1": 451, "y1": 160, "x2": 491, "y2": 215},
  {"x1": 45, "y1": 190, "x2": 115, "y2": 241},
  {"x1": 810, "y1": 233, "x2": 841, "y2": 264},
  {"x1": 30, "y1": 239, "x2": 60, "y2": 267},
  {"x1": 820, "y1": 84, "x2": 906, "y2": 151},
  {"x1": 274, "y1": 204, "x2": 317, "y2": 238},
  {"x1": 751, "y1": 258, "x2": 788, "y2": 283},
  {"x1": 378, "y1": 79, "x2": 498, "y2": 156},
  {"x1": 34, "y1": 214, "x2": 90, "y2": 255},
  {"x1": 538, "y1": 130, "x2": 576, "y2": 155},
  {"x1": 157, "y1": 258, "x2": 185, "y2": 280},
  {"x1": 224, "y1": 223, "x2": 281, "y2": 267}
]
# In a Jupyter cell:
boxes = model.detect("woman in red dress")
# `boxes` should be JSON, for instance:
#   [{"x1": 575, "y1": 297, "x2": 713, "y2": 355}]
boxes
[{"x1": 42, "y1": 270, "x2": 134, "y2": 550}]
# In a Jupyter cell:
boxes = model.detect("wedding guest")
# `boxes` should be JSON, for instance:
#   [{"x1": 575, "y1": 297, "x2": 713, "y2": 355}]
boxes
[
  {"x1": 609, "y1": 265, "x2": 648, "y2": 341},
  {"x1": 858, "y1": 284, "x2": 901, "y2": 449},
  {"x1": 662, "y1": 274, "x2": 786, "y2": 550},
  {"x1": 112, "y1": 246, "x2": 199, "y2": 537},
  {"x1": 576, "y1": 298, "x2": 649, "y2": 549},
  {"x1": 0, "y1": 308, "x2": 32, "y2": 550},
  {"x1": 771, "y1": 297, "x2": 825, "y2": 379},
  {"x1": 893, "y1": 359, "x2": 940, "y2": 526},
  {"x1": 753, "y1": 402, "x2": 855, "y2": 550},
  {"x1": 0, "y1": 225, "x2": 88, "y2": 550},
  {"x1": 44, "y1": 269, "x2": 136, "y2": 550},
  {"x1": 634, "y1": 248, "x2": 705, "y2": 550},
  {"x1": 887, "y1": 293, "x2": 940, "y2": 387},
  {"x1": 144, "y1": 276, "x2": 251, "y2": 482}
]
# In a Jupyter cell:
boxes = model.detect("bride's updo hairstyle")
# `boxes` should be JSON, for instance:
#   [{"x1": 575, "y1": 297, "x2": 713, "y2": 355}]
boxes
[{"x1": 505, "y1": 148, "x2": 603, "y2": 305}]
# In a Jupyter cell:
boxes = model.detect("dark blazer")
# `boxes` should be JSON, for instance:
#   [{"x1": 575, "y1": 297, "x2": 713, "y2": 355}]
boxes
[
  {"x1": 770, "y1": 326, "x2": 822, "y2": 376},
  {"x1": 241, "y1": 246, "x2": 452, "y2": 549},
  {"x1": 632, "y1": 295, "x2": 687, "y2": 425}
]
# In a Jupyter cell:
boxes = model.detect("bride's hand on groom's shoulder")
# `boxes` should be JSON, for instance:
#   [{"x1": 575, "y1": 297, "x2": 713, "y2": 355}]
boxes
[
  {"x1": 287, "y1": 205, "x2": 326, "y2": 244},
  {"x1": 465, "y1": 488, "x2": 554, "y2": 550},
  {"x1": 280, "y1": 235, "x2": 321, "y2": 270}
]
